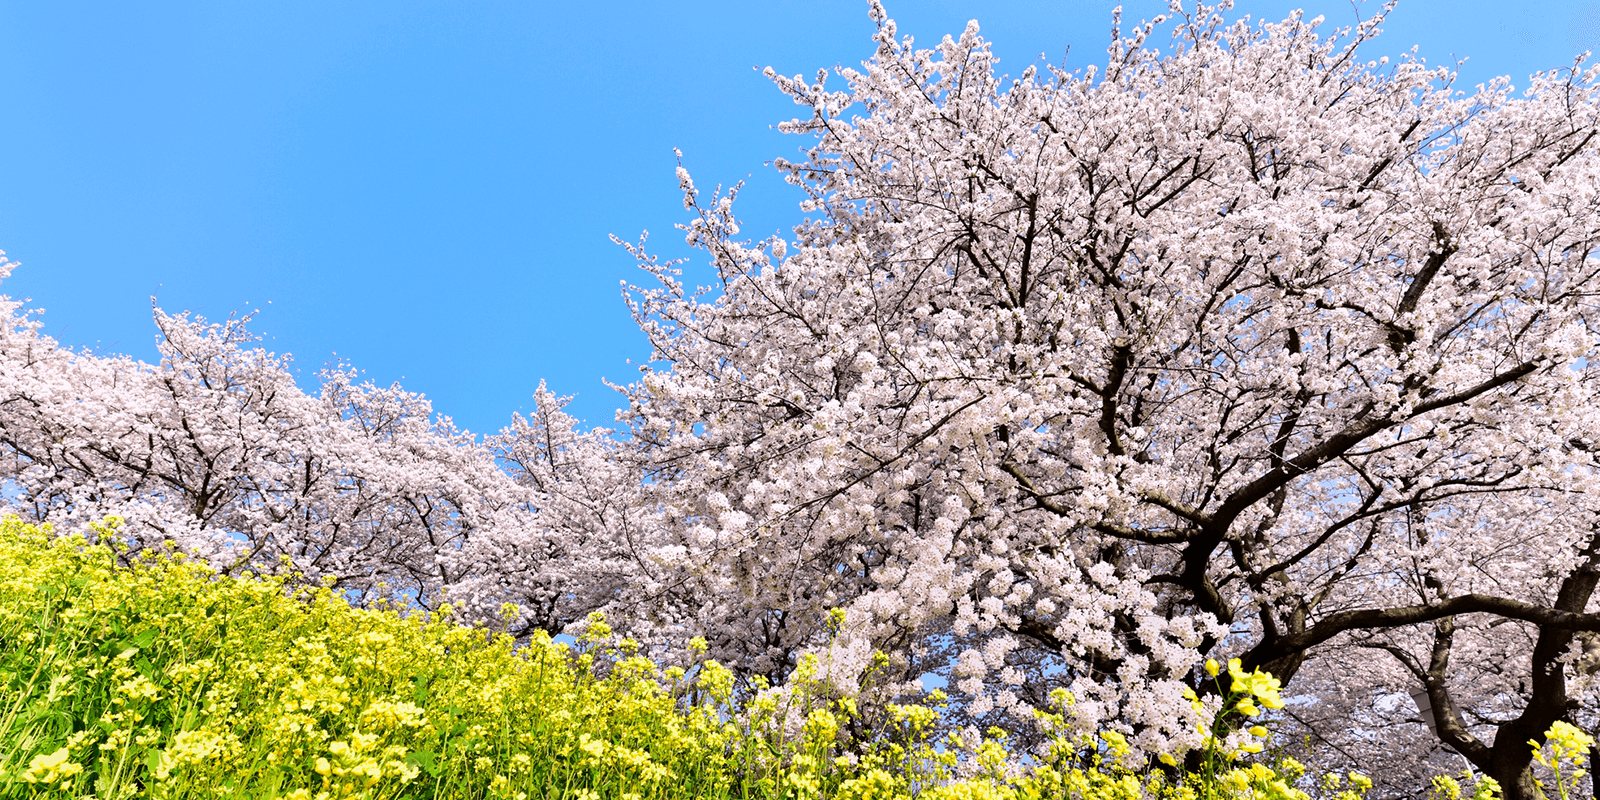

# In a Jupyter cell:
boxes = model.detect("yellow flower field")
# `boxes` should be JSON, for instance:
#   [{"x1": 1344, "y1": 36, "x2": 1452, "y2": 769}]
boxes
[
  {"x1": 0, "y1": 517, "x2": 1555, "y2": 800},
  {"x1": 0, "y1": 517, "x2": 786, "y2": 799}
]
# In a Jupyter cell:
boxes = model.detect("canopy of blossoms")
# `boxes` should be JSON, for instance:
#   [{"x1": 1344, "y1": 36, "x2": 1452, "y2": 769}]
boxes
[{"x1": 4, "y1": 2, "x2": 1600, "y2": 796}]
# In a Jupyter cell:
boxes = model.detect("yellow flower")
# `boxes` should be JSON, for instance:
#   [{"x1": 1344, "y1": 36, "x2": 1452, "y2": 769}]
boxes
[
  {"x1": 1471, "y1": 777, "x2": 1503, "y2": 800},
  {"x1": 1540, "y1": 720, "x2": 1596, "y2": 762},
  {"x1": 828, "y1": 608, "x2": 848, "y2": 630},
  {"x1": 1227, "y1": 660, "x2": 1288, "y2": 709},
  {"x1": 1049, "y1": 687, "x2": 1075, "y2": 709},
  {"x1": 1430, "y1": 775, "x2": 1463, "y2": 800},
  {"x1": 837, "y1": 768, "x2": 900, "y2": 800},
  {"x1": 22, "y1": 747, "x2": 82, "y2": 784}
]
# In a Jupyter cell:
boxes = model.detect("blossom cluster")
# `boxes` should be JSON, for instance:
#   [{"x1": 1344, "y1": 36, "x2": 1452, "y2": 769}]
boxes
[
  {"x1": 5, "y1": 0, "x2": 1600, "y2": 791},
  {"x1": 612, "y1": 0, "x2": 1600, "y2": 787}
]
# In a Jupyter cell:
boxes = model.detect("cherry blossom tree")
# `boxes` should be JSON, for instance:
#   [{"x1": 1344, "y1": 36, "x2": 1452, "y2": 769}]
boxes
[
  {"x1": 484, "y1": 383, "x2": 666, "y2": 638},
  {"x1": 8, "y1": 0, "x2": 1600, "y2": 793},
  {"x1": 614, "y1": 2, "x2": 1600, "y2": 795},
  {"x1": 0, "y1": 263, "x2": 646, "y2": 638}
]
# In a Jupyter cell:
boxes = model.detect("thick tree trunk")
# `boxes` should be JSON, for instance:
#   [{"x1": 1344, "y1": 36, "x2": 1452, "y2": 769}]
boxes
[
  {"x1": 1487, "y1": 740, "x2": 1538, "y2": 800},
  {"x1": 1484, "y1": 598, "x2": 1589, "y2": 800}
]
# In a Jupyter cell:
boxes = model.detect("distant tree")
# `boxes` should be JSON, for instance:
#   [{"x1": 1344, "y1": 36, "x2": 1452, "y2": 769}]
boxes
[
  {"x1": 615, "y1": 2, "x2": 1600, "y2": 795},
  {"x1": 487, "y1": 382, "x2": 663, "y2": 638},
  {"x1": 0, "y1": 268, "x2": 641, "y2": 637}
]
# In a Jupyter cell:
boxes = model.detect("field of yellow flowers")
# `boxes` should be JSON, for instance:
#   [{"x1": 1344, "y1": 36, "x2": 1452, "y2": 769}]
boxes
[{"x1": 0, "y1": 516, "x2": 1558, "y2": 800}]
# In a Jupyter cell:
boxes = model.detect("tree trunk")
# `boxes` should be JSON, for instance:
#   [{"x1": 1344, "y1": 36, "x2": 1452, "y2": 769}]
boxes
[
  {"x1": 1486, "y1": 744, "x2": 1538, "y2": 800},
  {"x1": 1485, "y1": 624, "x2": 1580, "y2": 800}
]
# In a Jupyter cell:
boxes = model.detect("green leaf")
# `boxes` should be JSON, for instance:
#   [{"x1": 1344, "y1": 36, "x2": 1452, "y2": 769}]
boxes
[{"x1": 406, "y1": 749, "x2": 440, "y2": 777}]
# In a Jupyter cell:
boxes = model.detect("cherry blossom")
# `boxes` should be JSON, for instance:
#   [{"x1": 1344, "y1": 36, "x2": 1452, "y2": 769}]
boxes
[
  {"x1": 0, "y1": 272, "x2": 644, "y2": 640},
  {"x1": 614, "y1": 3, "x2": 1600, "y2": 795},
  {"x1": 7, "y1": 1, "x2": 1600, "y2": 794}
]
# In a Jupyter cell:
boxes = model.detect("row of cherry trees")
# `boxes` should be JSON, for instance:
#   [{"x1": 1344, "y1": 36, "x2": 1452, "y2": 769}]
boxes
[
  {"x1": 0, "y1": 270, "x2": 652, "y2": 635},
  {"x1": 6, "y1": 2, "x2": 1600, "y2": 796}
]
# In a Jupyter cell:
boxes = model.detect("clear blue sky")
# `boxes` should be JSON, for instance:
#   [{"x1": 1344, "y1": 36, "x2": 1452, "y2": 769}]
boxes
[{"x1": 1, "y1": 0, "x2": 1596, "y2": 435}]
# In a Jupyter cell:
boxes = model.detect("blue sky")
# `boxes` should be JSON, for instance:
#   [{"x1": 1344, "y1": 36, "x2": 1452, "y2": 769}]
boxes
[{"x1": 1, "y1": 0, "x2": 1596, "y2": 435}]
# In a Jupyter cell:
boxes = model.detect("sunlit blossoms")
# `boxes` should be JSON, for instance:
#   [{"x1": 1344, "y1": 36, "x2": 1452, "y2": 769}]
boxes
[
  {"x1": 8, "y1": 1, "x2": 1600, "y2": 797},
  {"x1": 614, "y1": 2, "x2": 1600, "y2": 796}
]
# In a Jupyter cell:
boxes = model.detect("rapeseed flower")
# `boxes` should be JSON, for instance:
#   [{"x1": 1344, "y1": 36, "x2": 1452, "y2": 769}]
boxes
[
  {"x1": 20, "y1": 747, "x2": 82, "y2": 785},
  {"x1": 0, "y1": 516, "x2": 1472, "y2": 800}
]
